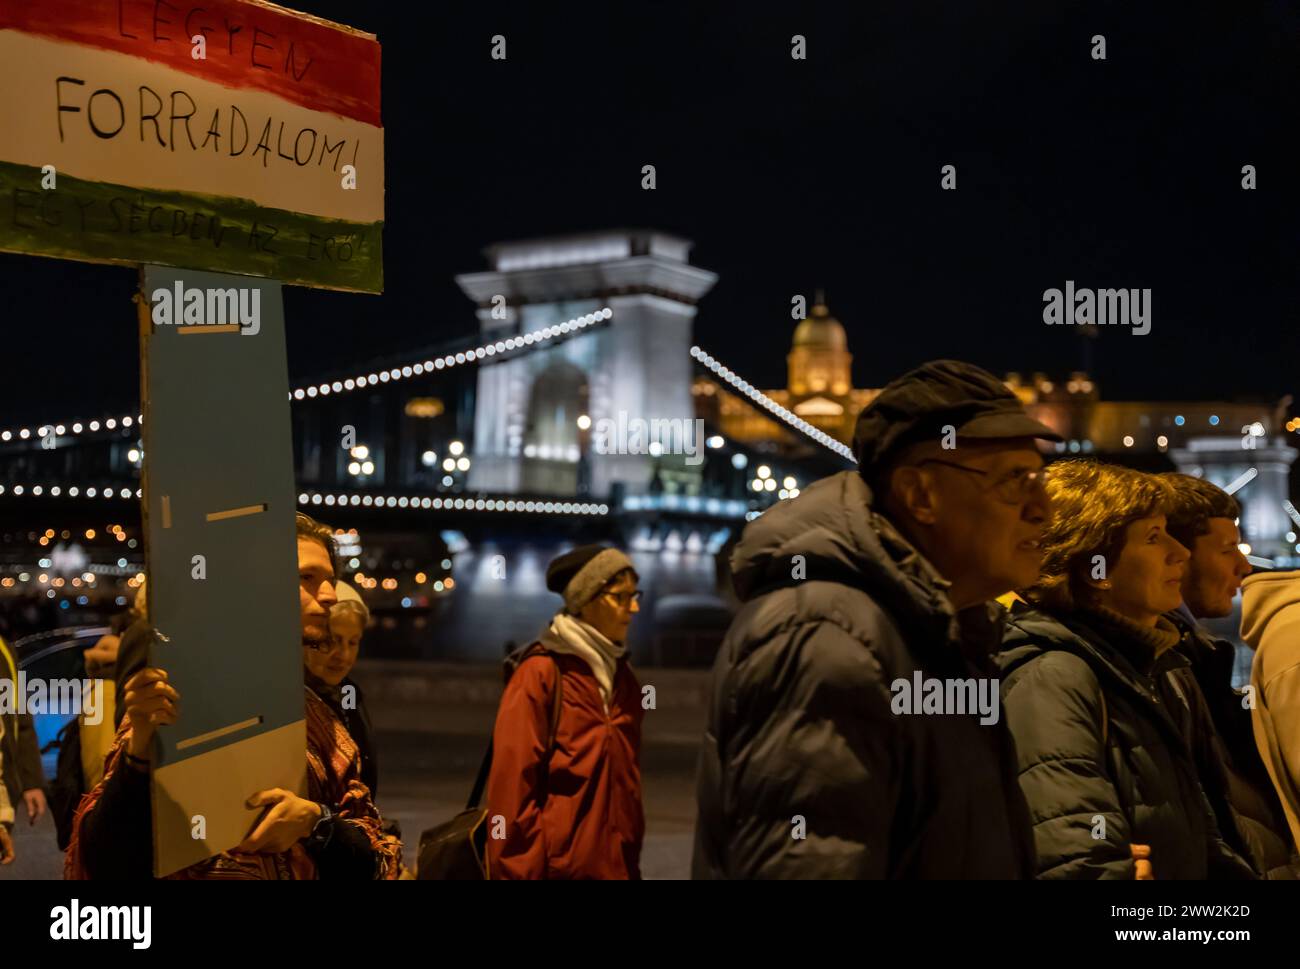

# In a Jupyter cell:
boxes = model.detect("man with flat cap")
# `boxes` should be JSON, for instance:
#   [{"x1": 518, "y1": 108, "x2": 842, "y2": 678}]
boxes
[
  {"x1": 694, "y1": 359, "x2": 1061, "y2": 878},
  {"x1": 485, "y1": 544, "x2": 646, "y2": 879}
]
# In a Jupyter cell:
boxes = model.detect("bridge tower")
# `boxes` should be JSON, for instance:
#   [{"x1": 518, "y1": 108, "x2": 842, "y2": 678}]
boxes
[{"x1": 455, "y1": 230, "x2": 718, "y2": 498}]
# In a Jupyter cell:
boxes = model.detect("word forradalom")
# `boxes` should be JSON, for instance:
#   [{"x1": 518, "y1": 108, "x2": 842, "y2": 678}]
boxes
[
  {"x1": 889, "y1": 672, "x2": 1001, "y2": 725},
  {"x1": 54, "y1": 79, "x2": 363, "y2": 175},
  {"x1": 49, "y1": 899, "x2": 151, "y2": 949},
  {"x1": 592, "y1": 412, "x2": 707, "y2": 467},
  {"x1": 0, "y1": 674, "x2": 104, "y2": 725},
  {"x1": 1042, "y1": 281, "x2": 1151, "y2": 336},
  {"x1": 151, "y1": 281, "x2": 260, "y2": 335}
]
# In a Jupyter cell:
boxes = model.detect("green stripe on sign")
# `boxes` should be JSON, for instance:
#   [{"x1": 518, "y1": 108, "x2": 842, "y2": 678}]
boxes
[{"x1": 0, "y1": 161, "x2": 383, "y2": 293}]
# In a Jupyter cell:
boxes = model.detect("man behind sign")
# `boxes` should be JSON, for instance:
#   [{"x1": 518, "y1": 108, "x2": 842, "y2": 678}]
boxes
[{"x1": 64, "y1": 513, "x2": 400, "y2": 880}]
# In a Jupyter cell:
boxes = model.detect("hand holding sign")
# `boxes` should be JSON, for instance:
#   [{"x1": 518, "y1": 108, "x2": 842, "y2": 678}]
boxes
[
  {"x1": 123, "y1": 667, "x2": 180, "y2": 760},
  {"x1": 237, "y1": 788, "x2": 321, "y2": 854}
]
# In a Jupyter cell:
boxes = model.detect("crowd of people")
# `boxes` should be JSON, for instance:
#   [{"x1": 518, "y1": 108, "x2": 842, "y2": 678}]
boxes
[
  {"x1": 4, "y1": 356, "x2": 1300, "y2": 879},
  {"x1": 694, "y1": 359, "x2": 1300, "y2": 880}
]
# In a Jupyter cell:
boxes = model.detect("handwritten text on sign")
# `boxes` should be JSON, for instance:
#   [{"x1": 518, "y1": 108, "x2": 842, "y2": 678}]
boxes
[{"x1": 0, "y1": 0, "x2": 383, "y2": 292}]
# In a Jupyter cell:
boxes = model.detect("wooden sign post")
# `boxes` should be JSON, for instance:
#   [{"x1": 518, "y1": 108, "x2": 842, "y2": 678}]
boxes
[{"x1": 0, "y1": 0, "x2": 383, "y2": 875}]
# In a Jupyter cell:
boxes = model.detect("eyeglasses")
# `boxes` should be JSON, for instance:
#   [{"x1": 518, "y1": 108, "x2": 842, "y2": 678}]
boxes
[
  {"x1": 913, "y1": 459, "x2": 1050, "y2": 505},
  {"x1": 307, "y1": 637, "x2": 356, "y2": 654},
  {"x1": 602, "y1": 589, "x2": 641, "y2": 608}
]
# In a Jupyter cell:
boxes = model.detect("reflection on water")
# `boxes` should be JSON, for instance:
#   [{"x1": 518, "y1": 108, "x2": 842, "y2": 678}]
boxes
[
  {"x1": 362, "y1": 539, "x2": 732, "y2": 666},
  {"x1": 3, "y1": 529, "x2": 740, "y2": 671}
]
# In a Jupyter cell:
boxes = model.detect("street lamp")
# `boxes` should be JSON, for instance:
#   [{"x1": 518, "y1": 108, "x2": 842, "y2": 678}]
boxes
[{"x1": 347, "y1": 444, "x2": 374, "y2": 478}]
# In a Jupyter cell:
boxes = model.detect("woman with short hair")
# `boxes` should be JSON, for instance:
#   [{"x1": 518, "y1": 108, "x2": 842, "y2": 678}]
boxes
[
  {"x1": 997, "y1": 460, "x2": 1254, "y2": 879},
  {"x1": 306, "y1": 586, "x2": 378, "y2": 799}
]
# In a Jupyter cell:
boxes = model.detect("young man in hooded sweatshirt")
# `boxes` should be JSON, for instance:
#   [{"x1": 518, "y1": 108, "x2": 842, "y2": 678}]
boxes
[
  {"x1": 1160, "y1": 473, "x2": 1295, "y2": 877},
  {"x1": 1240, "y1": 569, "x2": 1300, "y2": 858},
  {"x1": 693, "y1": 359, "x2": 1059, "y2": 879},
  {"x1": 486, "y1": 545, "x2": 645, "y2": 879}
]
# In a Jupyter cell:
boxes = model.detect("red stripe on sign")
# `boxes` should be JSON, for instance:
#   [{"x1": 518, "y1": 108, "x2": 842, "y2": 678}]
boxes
[{"x1": 0, "y1": 0, "x2": 381, "y2": 126}]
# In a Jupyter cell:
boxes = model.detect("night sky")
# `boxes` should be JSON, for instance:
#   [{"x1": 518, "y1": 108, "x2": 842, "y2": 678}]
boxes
[{"x1": 4, "y1": 1, "x2": 1298, "y2": 429}]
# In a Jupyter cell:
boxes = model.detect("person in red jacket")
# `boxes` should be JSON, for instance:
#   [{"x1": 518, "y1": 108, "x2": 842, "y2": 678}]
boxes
[{"x1": 486, "y1": 544, "x2": 645, "y2": 879}]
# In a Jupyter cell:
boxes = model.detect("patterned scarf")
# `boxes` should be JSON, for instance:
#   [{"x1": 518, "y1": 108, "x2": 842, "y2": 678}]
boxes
[{"x1": 64, "y1": 688, "x2": 401, "y2": 880}]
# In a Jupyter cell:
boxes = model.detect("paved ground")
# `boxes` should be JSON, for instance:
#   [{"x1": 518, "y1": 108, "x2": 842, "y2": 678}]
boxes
[{"x1": 2, "y1": 661, "x2": 709, "y2": 880}]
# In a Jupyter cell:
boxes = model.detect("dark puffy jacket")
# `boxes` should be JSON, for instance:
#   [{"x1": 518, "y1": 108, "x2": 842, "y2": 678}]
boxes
[
  {"x1": 692, "y1": 471, "x2": 1035, "y2": 879},
  {"x1": 997, "y1": 605, "x2": 1256, "y2": 880},
  {"x1": 1165, "y1": 610, "x2": 1298, "y2": 878}
]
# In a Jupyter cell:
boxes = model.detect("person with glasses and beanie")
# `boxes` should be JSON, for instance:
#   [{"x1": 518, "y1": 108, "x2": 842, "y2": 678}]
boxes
[
  {"x1": 485, "y1": 544, "x2": 645, "y2": 879},
  {"x1": 997, "y1": 461, "x2": 1255, "y2": 879},
  {"x1": 694, "y1": 359, "x2": 1058, "y2": 879}
]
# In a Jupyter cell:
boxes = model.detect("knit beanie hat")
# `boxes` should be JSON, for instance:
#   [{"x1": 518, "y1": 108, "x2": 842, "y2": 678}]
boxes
[{"x1": 546, "y1": 544, "x2": 637, "y2": 613}]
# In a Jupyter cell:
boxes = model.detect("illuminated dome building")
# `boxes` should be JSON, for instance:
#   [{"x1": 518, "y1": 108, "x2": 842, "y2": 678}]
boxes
[
  {"x1": 694, "y1": 301, "x2": 1295, "y2": 566},
  {"x1": 698, "y1": 293, "x2": 877, "y2": 449}
]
